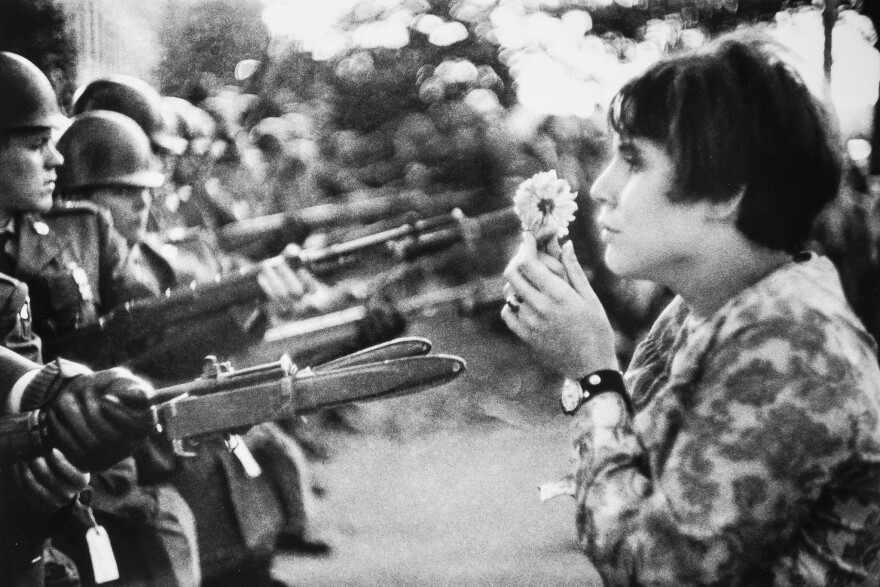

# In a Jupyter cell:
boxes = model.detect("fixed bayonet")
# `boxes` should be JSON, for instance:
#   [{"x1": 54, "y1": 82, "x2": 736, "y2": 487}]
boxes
[
  {"x1": 154, "y1": 351, "x2": 465, "y2": 440},
  {"x1": 313, "y1": 336, "x2": 431, "y2": 372}
]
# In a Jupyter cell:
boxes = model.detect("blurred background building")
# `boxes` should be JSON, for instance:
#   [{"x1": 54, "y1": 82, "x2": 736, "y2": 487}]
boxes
[{"x1": 67, "y1": 0, "x2": 167, "y2": 85}]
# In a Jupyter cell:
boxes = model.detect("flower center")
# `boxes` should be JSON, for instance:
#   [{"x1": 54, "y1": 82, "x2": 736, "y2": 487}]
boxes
[{"x1": 537, "y1": 198, "x2": 555, "y2": 216}]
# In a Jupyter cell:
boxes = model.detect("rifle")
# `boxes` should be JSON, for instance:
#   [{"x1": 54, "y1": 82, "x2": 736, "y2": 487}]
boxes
[
  {"x1": 166, "y1": 186, "x2": 483, "y2": 258},
  {"x1": 42, "y1": 207, "x2": 512, "y2": 370},
  {"x1": 243, "y1": 274, "x2": 507, "y2": 367},
  {"x1": 1, "y1": 337, "x2": 465, "y2": 466},
  {"x1": 388, "y1": 206, "x2": 519, "y2": 261}
]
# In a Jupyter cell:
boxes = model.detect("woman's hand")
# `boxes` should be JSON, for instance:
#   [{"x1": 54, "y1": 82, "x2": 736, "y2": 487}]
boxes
[{"x1": 502, "y1": 233, "x2": 618, "y2": 379}]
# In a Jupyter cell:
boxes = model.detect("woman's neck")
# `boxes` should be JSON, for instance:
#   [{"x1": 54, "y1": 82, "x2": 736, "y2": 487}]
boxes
[{"x1": 671, "y1": 234, "x2": 791, "y2": 320}]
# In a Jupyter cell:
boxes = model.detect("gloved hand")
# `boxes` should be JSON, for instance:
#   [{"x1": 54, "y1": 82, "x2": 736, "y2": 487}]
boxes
[
  {"x1": 356, "y1": 295, "x2": 406, "y2": 348},
  {"x1": 13, "y1": 448, "x2": 90, "y2": 515},
  {"x1": 257, "y1": 255, "x2": 306, "y2": 317},
  {"x1": 35, "y1": 364, "x2": 157, "y2": 472}
]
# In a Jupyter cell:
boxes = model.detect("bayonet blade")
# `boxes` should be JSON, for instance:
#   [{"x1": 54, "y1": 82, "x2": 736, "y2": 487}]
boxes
[
  {"x1": 156, "y1": 354, "x2": 465, "y2": 439},
  {"x1": 313, "y1": 337, "x2": 432, "y2": 372},
  {"x1": 296, "y1": 354, "x2": 464, "y2": 413}
]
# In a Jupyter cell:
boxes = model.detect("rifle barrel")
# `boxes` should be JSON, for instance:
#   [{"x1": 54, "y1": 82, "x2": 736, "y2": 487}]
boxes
[
  {"x1": 394, "y1": 207, "x2": 519, "y2": 260},
  {"x1": 216, "y1": 187, "x2": 482, "y2": 252}
]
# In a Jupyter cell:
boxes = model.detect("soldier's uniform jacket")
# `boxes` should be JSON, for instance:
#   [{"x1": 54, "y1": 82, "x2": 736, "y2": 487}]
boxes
[
  {"x1": 9, "y1": 202, "x2": 153, "y2": 347},
  {"x1": 570, "y1": 254, "x2": 880, "y2": 586},
  {"x1": 0, "y1": 272, "x2": 41, "y2": 363},
  {"x1": 1, "y1": 203, "x2": 201, "y2": 585}
]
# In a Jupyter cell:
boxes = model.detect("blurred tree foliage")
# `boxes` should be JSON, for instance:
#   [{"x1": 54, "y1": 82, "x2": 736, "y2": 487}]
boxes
[
  {"x1": 248, "y1": 0, "x2": 825, "y2": 204},
  {"x1": 0, "y1": 0, "x2": 77, "y2": 110},
  {"x1": 156, "y1": 0, "x2": 269, "y2": 102}
]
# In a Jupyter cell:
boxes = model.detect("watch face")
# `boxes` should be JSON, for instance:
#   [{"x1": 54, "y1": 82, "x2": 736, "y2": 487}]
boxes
[{"x1": 560, "y1": 378, "x2": 583, "y2": 413}]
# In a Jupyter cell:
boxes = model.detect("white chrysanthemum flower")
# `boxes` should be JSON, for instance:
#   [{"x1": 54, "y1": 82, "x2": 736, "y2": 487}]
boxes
[{"x1": 513, "y1": 170, "x2": 578, "y2": 241}]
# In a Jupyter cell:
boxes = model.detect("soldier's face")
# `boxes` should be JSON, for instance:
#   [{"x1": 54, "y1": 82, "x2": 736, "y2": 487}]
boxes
[
  {"x1": 91, "y1": 187, "x2": 152, "y2": 242},
  {"x1": 0, "y1": 129, "x2": 64, "y2": 214}
]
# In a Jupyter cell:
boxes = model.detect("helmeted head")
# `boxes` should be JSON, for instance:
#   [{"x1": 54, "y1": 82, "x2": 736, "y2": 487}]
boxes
[
  {"x1": 56, "y1": 110, "x2": 165, "y2": 241},
  {"x1": 0, "y1": 52, "x2": 65, "y2": 214},
  {"x1": 0, "y1": 51, "x2": 65, "y2": 131},
  {"x1": 162, "y1": 96, "x2": 218, "y2": 184},
  {"x1": 72, "y1": 75, "x2": 187, "y2": 156},
  {"x1": 56, "y1": 110, "x2": 165, "y2": 193}
]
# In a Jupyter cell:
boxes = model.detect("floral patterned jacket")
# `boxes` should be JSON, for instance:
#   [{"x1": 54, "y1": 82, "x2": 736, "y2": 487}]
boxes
[{"x1": 572, "y1": 254, "x2": 880, "y2": 586}]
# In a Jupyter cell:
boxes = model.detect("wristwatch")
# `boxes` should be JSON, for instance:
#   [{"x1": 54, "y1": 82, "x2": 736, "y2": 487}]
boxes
[{"x1": 560, "y1": 369, "x2": 633, "y2": 416}]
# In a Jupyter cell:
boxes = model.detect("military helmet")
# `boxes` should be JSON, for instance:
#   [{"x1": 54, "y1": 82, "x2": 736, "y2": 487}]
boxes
[
  {"x1": 0, "y1": 52, "x2": 65, "y2": 130},
  {"x1": 72, "y1": 75, "x2": 187, "y2": 155},
  {"x1": 55, "y1": 110, "x2": 165, "y2": 193}
]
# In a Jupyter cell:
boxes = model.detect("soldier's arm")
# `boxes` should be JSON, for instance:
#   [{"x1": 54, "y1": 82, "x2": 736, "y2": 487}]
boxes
[
  {"x1": 0, "y1": 276, "x2": 42, "y2": 364},
  {"x1": 94, "y1": 207, "x2": 144, "y2": 309},
  {"x1": 572, "y1": 321, "x2": 869, "y2": 585}
]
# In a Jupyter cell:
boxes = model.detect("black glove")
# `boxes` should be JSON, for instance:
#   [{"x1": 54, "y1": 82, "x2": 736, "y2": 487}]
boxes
[
  {"x1": 31, "y1": 363, "x2": 157, "y2": 472},
  {"x1": 12, "y1": 448, "x2": 90, "y2": 515}
]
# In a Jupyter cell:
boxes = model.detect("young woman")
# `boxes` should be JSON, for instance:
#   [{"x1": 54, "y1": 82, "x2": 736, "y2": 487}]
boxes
[{"x1": 502, "y1": 33, "x2": 880, "y2": 585}]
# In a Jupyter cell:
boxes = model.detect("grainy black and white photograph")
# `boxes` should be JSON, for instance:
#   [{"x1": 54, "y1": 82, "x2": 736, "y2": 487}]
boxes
[{"x1": 1, "y1": 0, "x2": 880, "y2": 585}]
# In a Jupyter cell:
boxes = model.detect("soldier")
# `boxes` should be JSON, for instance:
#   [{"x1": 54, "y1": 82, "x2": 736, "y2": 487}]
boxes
[
  {"x1": 53, "y1": 108, "x2": 318, "y2": 374},
  {"x1": 1, "y1": 343, "x2": 159, "y2": 587},
  {"x1": 54, "y1": 108, "x2": 329, "y2": 584},
  {"x1": 0, "y1": 263, "x2": 160, "y2": 587},
  {"x1": 163, "y1": 96, "x2": 240, "y2": 231},
  {"x1": 0, "y1": 50, "x2": 200, "y2": 587},
  {"x1": 72, "y1": 75, "x2": 235, "y2": 234}
]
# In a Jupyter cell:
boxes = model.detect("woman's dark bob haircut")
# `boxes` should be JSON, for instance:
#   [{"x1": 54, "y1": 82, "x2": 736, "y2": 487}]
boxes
[{"x1": 608, "y1": 31, "x2": 842, "y2": 253}]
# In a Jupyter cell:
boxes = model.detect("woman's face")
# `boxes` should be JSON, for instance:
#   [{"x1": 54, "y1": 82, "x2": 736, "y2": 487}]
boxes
[
  {"x1": 91, "y1": 187, "x2": 152, "y2": 243},
  {"x1": 590, "y1": 135, "x2": 712, "y2": 284}
]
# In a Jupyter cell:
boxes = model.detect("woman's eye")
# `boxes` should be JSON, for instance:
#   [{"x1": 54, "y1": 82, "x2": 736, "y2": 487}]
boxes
[{"x1": 621, "y1": 154, "x2": 641, "y2": 171}]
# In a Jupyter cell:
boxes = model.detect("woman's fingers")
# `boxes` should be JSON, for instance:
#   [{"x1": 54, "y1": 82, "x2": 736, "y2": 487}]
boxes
[{"x1": 561, "y1": 241, "x2": 595, "y2": 300}]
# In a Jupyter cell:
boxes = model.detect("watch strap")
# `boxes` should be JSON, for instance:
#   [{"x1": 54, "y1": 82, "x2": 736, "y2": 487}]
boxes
[{"x1": 564, "y1": 369, "x2": 633, "y2": 416}]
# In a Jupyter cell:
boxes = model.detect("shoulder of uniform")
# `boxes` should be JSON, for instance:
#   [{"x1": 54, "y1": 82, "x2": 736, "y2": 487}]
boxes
[
  {"x1": 0, "y1": 272, "x2": 26, "y2": 306},
  {"x1": 42, "y1": 200, "x2": 103, "y2": 218}
]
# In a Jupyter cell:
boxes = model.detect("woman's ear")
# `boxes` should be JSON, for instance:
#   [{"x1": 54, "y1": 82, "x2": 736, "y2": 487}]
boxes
[{"x1": 703, "y1": 186, "x2": 745, "y2": 223}]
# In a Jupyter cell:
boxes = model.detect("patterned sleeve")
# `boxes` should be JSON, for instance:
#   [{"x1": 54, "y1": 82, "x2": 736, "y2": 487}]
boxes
[{"x1": 572, "y1": 316, "x2": 865, "y2": 585}]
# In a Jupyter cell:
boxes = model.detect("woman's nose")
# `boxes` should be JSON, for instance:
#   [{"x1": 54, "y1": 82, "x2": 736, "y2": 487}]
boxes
[{"x1": 589, "y1": 164, "x2": 618, "y2": 208}]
